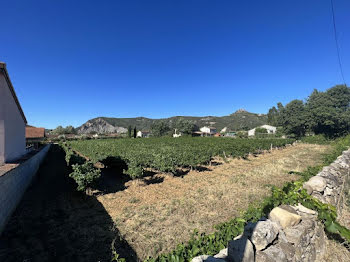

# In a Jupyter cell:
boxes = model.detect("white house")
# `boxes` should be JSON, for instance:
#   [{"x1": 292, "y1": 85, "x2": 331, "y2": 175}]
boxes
[
  {"x1": 136, "y1": 131, "x2": 150, "y2": 138},
  {"x1": 200, "y1": 126, "x2": 217, "y2": 136},
  {"x1": 0, "y1": 62, "x2": 27, "y2": 165},
  {"x1": 173, "y1": 129, "x2": 182, "y2": 138},
  {"x1": 248, "y1": 125, "x2": 277, "y2": 137}
]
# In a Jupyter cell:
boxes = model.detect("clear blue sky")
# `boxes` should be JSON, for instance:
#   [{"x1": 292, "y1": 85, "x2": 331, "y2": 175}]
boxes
[{"x1": 2, "y1": 0, "x2": 349, "y2": 129}]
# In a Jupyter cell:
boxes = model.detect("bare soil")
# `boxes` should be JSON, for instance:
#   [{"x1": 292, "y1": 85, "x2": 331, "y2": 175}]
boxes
[
  {"x1": 0, "y1": 143, "x2": 332, "y2": 261},
  {"x1": 96, "y1": 143, "x2": 329, "y2": 259},
  {"x1": 0, "y1": 145, "x2": 137, "y2": 262}
]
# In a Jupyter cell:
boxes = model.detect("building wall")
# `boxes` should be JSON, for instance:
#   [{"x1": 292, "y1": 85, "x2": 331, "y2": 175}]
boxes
[
  {"x1": 0, "y1": 72, "x2": 26, "y2": 164},
  {"x1": 0, "y1": 144, "x2": 50, "y2": 234},
  {"x1": 0, "y1": 120, "x2": 4, "y2": 164}
]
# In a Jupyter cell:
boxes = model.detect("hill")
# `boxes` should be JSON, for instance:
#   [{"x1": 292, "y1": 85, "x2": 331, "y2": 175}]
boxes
[{"x1": 76, "y1": 111, "x2": 267, "y2": 134}]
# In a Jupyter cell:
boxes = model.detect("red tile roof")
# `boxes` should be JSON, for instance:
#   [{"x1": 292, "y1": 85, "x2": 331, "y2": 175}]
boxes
[{"x1": 26, "y1": 126, "x2": 45, "y2": 139}]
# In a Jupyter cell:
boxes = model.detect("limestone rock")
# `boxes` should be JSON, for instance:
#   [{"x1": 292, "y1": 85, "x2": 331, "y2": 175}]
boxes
[
  {"x1": 303, "y1": 183, "x2": 313, "y2": 195},
  {"x1": 283, "y1": 219, "x2": 314, "y2": 245},
  {"x1": 228, "y1": 236, "x2": 254, "y2": 262},
  {"x1": 279, "y1": 205, "x2": 298, "y2": 215},
  {"x1": 269, "y1": 207, "x2": 301, "y2": 229},
  {"x1": 262, "y1": 245, "x2": 287, "y2": 262},
  {"x1": 304, "y1": 176, "x2": 327, "y2": 192},
  {"x1": 191, "y1": 255, "x2": 210, "y2": 262},
  {"x1": 191, "y1": 255, "x2": 225, "y2": 262},
  {"x1": 294, "y1": 203, "x2": 317, "y2": 216},
  {"x1": 244, "y1": 220, "x2": 279, "y2": 251},
  {"x1": 214, "y1": 248, "x2": 228, "y2": 259}
]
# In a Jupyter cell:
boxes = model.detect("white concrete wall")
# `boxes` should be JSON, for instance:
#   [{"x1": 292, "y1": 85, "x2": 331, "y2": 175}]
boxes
[
  {"x1": 0, "y1": 144, "x2": 50, "y2": 235},
  {"x1": 0, "y1": 72, "x2": 26, "y2": 164}
]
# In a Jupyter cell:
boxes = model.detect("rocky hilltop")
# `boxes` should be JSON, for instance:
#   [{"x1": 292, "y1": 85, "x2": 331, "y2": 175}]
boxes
[
  {"x1": 77, "y1": 118, "x2": 127, "y2": 134},
  {"x1": 76, "y1": 111, "x2": 267, "y2": 134}
]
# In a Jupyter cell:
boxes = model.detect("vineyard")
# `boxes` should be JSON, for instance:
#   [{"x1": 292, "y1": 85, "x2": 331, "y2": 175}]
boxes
[{"x1": 66, "y1": 137, "x2": 294, "y2": 179}]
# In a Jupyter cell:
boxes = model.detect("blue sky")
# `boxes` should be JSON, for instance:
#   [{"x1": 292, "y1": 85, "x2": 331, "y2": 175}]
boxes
[{"x1": 2, "y1": 0, "x2": 349, "y2": 129}]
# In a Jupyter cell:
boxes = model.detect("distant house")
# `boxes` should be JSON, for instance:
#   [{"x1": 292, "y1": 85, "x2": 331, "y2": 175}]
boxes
[
  {"x1": 26, "y1": 125, "x2": 46, "y2": 149},
  {"x1": 173, "y1": 129, "x2": 182, "y2": 138},
  {"x1": 0, "y1": 62, "x2": 27, "y2": 164},
  {"x1": 199, "y1": 126, "x2": 217, "y2": 136},
  {"x1": 225, "y1": 131, "x2": 236, "y2": 137},
  {"x1": 26, "y1": 126, "x2": 45, "y2": 140},
  {"x1": 248, "y1": 125, "x2": 277, "y2": 137},
  {"x1": 137, "y1": 131, "x2": 150, "y2": 138}
]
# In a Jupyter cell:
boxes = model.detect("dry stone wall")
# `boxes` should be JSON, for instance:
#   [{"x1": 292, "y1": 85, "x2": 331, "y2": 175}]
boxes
[{"x1": 192, "y1": 149, "x2": 350, "y2": 262}]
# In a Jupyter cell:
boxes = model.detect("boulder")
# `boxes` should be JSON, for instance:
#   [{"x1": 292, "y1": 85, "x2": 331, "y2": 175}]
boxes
[
  {"x1": 279, "y1": 205, "x2": 298, "y2": 215},
  {"x1": 294, "y1": 203, "x2": 317, "y2": 216},
  {"x1": 303, "y1": 184, "x2": 313, "y2": 195},
  {"x1": 191, "y1": 255, "x2": 210, "y2": 262},
  {"x1": 191, "y1": 255, "x2": 226, "y2": 262},
  {"x1": 228, "y1": 236, "x2": 254, "y2": 262},
  {"x1": 214, "y1": 248, "x2": 228, "y2": 259},
  {"x1": 269, "y1": 207, "x2": 301, "y2": 229},
  {"x1": 304, "y1": 176, "x2": 327, "y2": 193},
  {"x1": 244, "y1": 220, "x2": 279, "y2": 251}
]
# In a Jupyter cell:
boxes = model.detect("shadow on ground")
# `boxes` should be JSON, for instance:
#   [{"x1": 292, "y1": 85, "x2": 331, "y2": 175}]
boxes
[{"x1": 0, "y1": 145, "x2": 138, "y2": 262}]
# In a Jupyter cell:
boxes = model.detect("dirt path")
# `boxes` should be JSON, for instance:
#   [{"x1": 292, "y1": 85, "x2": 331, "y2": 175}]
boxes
[
  {"x1": 0, "y1": 145, "x2": 137, "y2": 262},
  {"x1": 97, "y1": 143, "x2": 329, "y2": 259}
]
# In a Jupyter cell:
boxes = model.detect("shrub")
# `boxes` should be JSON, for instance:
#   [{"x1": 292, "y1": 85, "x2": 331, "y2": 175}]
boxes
[
  {"x1": 300, "y1": 135, "x2": 330, "y2": 145},
  {"x1": 69, "y1": 162, "x2": 101, "y2": 192}
]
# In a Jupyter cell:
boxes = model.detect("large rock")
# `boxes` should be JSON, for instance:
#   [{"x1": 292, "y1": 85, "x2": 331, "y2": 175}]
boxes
[
  {"x1": 294, "y1": 203, "x2": 317, "y2": 216},
  {"x1": 269, "y1": 207, "x2": 301, "y2": 229},
  {"x1": 191, "y1": 255, "x2": 226, "y2": 262},
  {"x1": 304, "y1": 176, "x2": 327, "y2": 192},
  {"x1": 244, "y1": 220, "x2": 279, "y2": 250},
  {"x1": 228, "y1": 236, "x2": 254, "y2": 262},
  {"x1": 214, "y1": 248, "x2": 228, "y2": 259}
]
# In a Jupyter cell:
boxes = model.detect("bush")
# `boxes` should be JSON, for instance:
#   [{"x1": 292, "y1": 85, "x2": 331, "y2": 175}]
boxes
[
  {"x1": 69, "y1": 162, "x2": 101, "y2": 192},
  {"x1": 300, "y1": 135, "x2": 330, "y2": 145}
]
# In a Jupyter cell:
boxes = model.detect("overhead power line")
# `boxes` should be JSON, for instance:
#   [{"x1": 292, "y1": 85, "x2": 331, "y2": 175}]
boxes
[{"x1": 330, "y1": 0, "x2": 347, "y2": 86}]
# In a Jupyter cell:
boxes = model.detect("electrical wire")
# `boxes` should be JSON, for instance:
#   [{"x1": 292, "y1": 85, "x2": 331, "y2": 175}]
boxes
[{"x1": 330, "y1": 0, "x2": 347, "y2": 86}]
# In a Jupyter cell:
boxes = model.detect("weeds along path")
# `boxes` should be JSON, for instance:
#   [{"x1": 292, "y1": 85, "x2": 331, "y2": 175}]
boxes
[
  {"x1": 97, "y1": 143, "x2": 329, "y2": 260},
  {"x1": 0, "y1": 145, "x2": 137, "y2": 262}
]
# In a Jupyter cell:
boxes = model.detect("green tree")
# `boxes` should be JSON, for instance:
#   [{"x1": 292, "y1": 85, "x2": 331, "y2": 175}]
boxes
[
  {"x1": 267, "y1": 106, "x2": 278, "y2": 126},
  {"x1": 128, "y1": 125, "x2": 132, "y2": 138},
  {"x1": 52, "y1": 125, "x2": 65, "y2": 135},
  {"x1": 305, "y1": 85, "x2": 350, "y2": 137},
  {"x1": 151, "y1": 121, "x2": 170, "y2": 137},
  {"x1": 280, "y1": 99, "x2": 306, "y2": 138},
  {"x1": 255, "y1": 127, "x2": 268, "y2": 134},
  {"x1": 133, "y1": 127, "x2": 137, "y2": 138},
  {"x1": 65, "y1": 125, "x2": 76, "y2": 134},
  {"x1": 174, "y1": 119, "x2": 196, "y2": 135}
]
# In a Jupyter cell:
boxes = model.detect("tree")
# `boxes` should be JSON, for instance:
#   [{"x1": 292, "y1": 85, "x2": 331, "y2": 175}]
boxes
[
  {"x1": 267, "y1": 106, "x2": 278, "y2": 126},
  {"x1": 280, "y1": 100, "x2": 306, "y2": 138},
  {"x1": 151, "y1": 121, "x2": 170, "y2": 137},
  {"x1": 65, "y1": 125, "x2": 76, "y2": 134},
  {"x1": 174, "y1": 119, "x2": 196, "y2": 135},
  {"x1": 305, "y1": 85, "x2": 350, "y2": 137},
  {"x1": 128, "y1": 125, "x2": 132, "y2": 138},
  {"x1": 133, "y1": 127, "x2": 137, "y2": 138},
  {"x1": 52, "y1": 125, "x2": 65, "y2": 135},
  {"x1": 255, "y1": 127, "x2": 268, "y2": 134}
]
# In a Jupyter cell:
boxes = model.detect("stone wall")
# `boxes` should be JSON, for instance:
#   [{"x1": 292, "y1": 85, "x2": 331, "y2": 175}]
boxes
[
  {"x1": 192, "y1": 148, "x2": 350, "y2": 262},
  {"x1": 0, "y1": 144, "x2": 50, "y2": 234}
]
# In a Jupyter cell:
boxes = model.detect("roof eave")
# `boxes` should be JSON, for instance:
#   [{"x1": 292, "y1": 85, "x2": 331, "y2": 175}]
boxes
[{"x1": 0, "y1": 62, "x2": 27, "y2": 124}]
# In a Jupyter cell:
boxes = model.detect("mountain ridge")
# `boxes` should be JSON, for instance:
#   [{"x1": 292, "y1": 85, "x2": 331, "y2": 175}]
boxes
[{"x1": 76, "y1": 110, "x2": 268, "y2": 134}]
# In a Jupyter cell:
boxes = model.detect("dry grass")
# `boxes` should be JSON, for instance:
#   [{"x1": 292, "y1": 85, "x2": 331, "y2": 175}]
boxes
[{"x1": 97, "y1": 143, "x2": 329, "y2": 259}]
